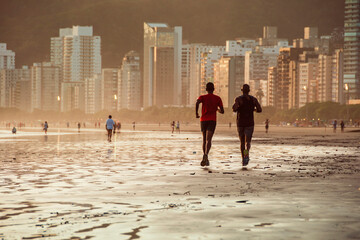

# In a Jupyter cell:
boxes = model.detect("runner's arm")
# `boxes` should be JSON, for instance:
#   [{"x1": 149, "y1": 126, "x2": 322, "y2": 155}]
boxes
[
  {"x1": 218, "y1": 98, "x2": 224, "y2": 114},
  {"x1": 232, "y1": 97, "x2": 239, "y2": 112},
  {"x1": 254, "y1": 98, "x2": 262, "y2": 113},
  {"x1": 195, "y1": 99, "x2": 201, "y2": 118}
]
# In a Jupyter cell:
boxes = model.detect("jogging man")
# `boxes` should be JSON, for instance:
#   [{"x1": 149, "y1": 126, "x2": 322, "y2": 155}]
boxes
[
  {"x1": 105, "y1": 115, "x2": 115, "y2": 142},
  {"x1": 196, "y1": 82, "x2": 224, "y2": 166},
  {"x1": 232, "y1": 84, "x2": 262, "y2": 166}
]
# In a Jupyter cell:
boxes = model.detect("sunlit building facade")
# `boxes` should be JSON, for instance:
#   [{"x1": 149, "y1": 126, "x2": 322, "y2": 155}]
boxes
[
  {"x1": 0, "y1": 43, "x2": 15, "y2": 70},
  {"x1": 343, "y1": 0, "x2": 360, "y2": 100},
  {"x1": 143, "y1": 22, "x2": 182, "y2": 107},
  {"x1": 51, "y1": 26, "x2": 101, "y2": 112},
  {"x1": 118, "y1": 51, "x2": 141, "y2": 110},
  {"x1": 102, "y1": 68, "x2": 119, "y2": 111},
  {"x1": 31, "y1": 62, "x2": 61, "y2": 112}
]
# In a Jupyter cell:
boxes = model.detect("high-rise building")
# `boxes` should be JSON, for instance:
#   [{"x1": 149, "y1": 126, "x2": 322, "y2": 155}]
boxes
[
  {"x1": 30, "y1": 62, "x2": 61, "y2": 111},
  {"x1": 343, "y1": 0, "x2": 360, "y2": 100},
  {"x1": 14, "y1": 66, "x2": 31, "y2": 112},
  {"x1": 101, "y1": 68, "x2": 118, "y2": 111},
  {"x1": 267, "y1": 67, "x2": 277, "y2": 107},
  {"x1": 317, "y1": 55, "x2": 333, "y2": 102},
  {"x1": 118, "y1": 51, "x2": 141, "y2": 110},
  {"x1": 214, "y1": 56, "x2": 245, "y2": 108},
  {"x1": 84, "y1": 74, "x2": 101, "y2": 114},
  {"x1": 332, "y1": 49, "x2": 344, "y2": 103},
  {"x1": 259, "y1": 26, "x2": 289, "y2": 46},
  {"x1": 51, "y1": 26, "x2": 101, "y2": 112},
  {"x1": 0, "y1": 66, "x2": 31, "y2": 109},
  {"x1": 298, "y1": 62, "x2": 318, "y2": 107},
  {"x1": 143, "y1": 23, "x2": 182, "y2": 107},
  {"x1": 275, "y1": 48, "x2": 310, "y2": 110},
  {"x1": 200, "y1": 47, "x2": 227, "y2": 95},
  {"x1": 0, "y1": 43, "x2": 15, "y2": 70}
]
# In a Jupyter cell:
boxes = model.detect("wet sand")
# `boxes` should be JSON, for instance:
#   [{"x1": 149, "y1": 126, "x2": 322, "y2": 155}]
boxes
[{"x1": 0, "y1": 126, "x2": 359, "y2": 239}]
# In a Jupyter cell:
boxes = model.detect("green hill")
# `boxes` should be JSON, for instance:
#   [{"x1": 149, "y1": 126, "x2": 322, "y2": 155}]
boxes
[{"x1": 0, "y1": 0, "x2": 344, "y2": 67}]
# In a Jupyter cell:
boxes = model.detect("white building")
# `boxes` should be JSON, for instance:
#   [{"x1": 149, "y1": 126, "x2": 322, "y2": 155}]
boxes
[
  {"x1": 84, "y1": 74, "x2": 101, "y2": 114},
  {"x1": 118, "y1": 51, "x2": 141, "y2": 110},
  {"x1": 0, "y1": 43, "x2": 15, "y2": 70},
  {"x1": 51, "y1": 26, "x2": 101, "y2": 112},
  {"x1": 332, "y1": 49, "x2": 344, "y2": 103},
  {"x1": 317, "y1": 54, "x2": 333, "y2": 102},
  {"x1": 143, "y1": 22, "x2": 182, "y2": 107},
  {"x1": 30, "y1": 62, "x2": 61, "y2": 111},
  {"x1": 102, "y1": 68, "x2": 119, "y2": 111}
]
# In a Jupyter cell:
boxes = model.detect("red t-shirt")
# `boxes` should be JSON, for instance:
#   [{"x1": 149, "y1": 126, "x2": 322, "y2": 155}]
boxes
[{"x1": 198, "y1": 93, "x2": 223, "y2": 122}]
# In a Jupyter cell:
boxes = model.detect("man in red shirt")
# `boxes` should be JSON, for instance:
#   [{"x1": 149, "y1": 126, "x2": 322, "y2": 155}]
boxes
[{"x1": 195, "y1": 82, "x2": 224, "y2": 166}]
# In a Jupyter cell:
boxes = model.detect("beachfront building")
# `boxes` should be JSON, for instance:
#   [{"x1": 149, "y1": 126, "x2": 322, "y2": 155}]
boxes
[
  {"x1": 118, "y1": 51, "x2": 141, "y2": 110},
  {"x1": 0, "y1": 43, "x2": 15, "y2": 70},
  {"x1": 214, "y1": 56, "x2": 245, "y2": 108},
  {"x1": 332, "y1": 49, "x2": 344, "y2": 103},
  {"x1": 101, "y1": 68, "x2": 119, "y2": 112},
  {"x1": 30, "y1": 62, "x2": 61, "y2": 112},
  {"x1": 343, "y1": 0, "x2": 360, "y2": 100},
  {"x1": 0, "y1": 66, "x2": 31, "y2": 110},
  {"x1": 84, "y1": 74, "x2": 101, "y2": 114},
  {"x1": 199, "y1": 46, "x2": 227, "y2": 95},
  {"x1": 316, "y1": 54, "x2": 333, "y2": 102},
  {"x1": 143, "y1": 22, "x2": 182, "y2": 108},
  {"x1": 51, "y1": 26, "x2": 101, "y2": 112}
]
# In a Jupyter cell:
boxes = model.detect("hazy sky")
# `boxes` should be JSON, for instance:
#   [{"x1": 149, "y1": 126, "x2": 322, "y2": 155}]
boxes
[{"x1": 0, "y1": 0, "x2": 344, "y2": 67}]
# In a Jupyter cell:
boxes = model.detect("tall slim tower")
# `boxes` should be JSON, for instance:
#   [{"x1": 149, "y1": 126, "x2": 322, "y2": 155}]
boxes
[
  {"x1": 51, "y1": 26, "x2": 101, "y2": 112},
  {"x1": 118, "y1": 51, "x2": 141, "y2": 110},
  {"x1": 143, "y1": 22, "x2": 182, "y2": 108},
  {"x1": 343, "y1": 0, "x2": 360, "y2": 100},
  {"x1": 0, "y1": 43, "x2": 15, "y2": 70}
]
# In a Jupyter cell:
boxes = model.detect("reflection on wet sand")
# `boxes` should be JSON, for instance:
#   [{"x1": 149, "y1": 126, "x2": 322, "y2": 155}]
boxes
[{"x1": 0, "y1": 127, "x2": 359, "y2": 239}]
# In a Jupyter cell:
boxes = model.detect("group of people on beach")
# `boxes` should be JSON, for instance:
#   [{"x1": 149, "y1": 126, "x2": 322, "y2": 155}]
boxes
[{"x1": 196, "y1": 82, "x2": 262, "y2": 167}]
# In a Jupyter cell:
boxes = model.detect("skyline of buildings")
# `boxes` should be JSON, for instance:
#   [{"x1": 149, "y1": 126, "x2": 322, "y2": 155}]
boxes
[{"x1": 0, "y1": 1, "x2": 359, "y2": 113}]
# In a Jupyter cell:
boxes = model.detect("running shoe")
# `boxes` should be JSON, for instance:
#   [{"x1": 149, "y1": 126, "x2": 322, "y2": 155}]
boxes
[
  {"x1": 243, "y1": 149, "x2": 249, "y2": 166},
  {"x1": 201, "y1": 154, "x2": 206, "y2": 166},
  {"x1": 205, "y1": 154, "x2": 209, "y2": 166}
]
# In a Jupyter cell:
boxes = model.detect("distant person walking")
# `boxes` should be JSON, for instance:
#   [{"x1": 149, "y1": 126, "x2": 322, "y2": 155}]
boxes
[
  {"x1": 176, "y1": 121, "x2": 180, "y2": 134},
  {"x1": 12, "y1": 126, "x2": 16, "y2": 134},
  {"x1": 265, "y1": 119, "x2": 270, "y2": 133},
  {"x1": 333, "y1": 120, "x2": 337, "y2": 133},
  {"x1": 43, "y1": 121, "x2": 49, "y2": 134},
  {"x1": 232, "y1": 84, "x2": 262, "y2": 167},
  {"x1": 78, "y1": 122, "x2": 81, "y2": 132},
  {"x1": 117, "y1": 122, "x2": 121, "y2": 133},
  {"x1": 196, "y1": 82, "x2": 224, "y2": 166},
  {"x1": 105, "y1": 115, "x2": 115, "y2": 142},
  {"x1": 171, "y1": 121, "x2": 175, "y2": 134},
  {"x1": 132, "y1": 121, "x2": 136, "y2": 131},
  {"x1": 340, "y1": 120, "x2": 345, "y2": 133}
]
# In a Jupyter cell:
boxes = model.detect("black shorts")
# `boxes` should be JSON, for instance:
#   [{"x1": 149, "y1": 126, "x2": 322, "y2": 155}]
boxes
[{"x1": 201, "y1": 121, "x2": 216, "y2": 132}]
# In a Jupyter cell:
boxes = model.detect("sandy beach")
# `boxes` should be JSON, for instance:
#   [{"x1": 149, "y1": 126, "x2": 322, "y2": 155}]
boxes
[{"x1": 0, "y1": 125, "x2": 359, "y2": 239}]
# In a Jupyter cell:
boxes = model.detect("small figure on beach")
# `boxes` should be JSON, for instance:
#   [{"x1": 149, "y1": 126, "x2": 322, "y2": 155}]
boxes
[
  {"x1": 43, "y1": 121, "x2": 49, "y2": 134},
  {"x1": 12, "y1": 126, "x2": 16, "y2": 134},
  {"x1": 333, "y1": 120, "x2": 337, "y2": 133},
  {"x1": 78, "y1": 122, "x2": 81, "y2": 132},
  {"x1": 113, "y1": 123, "x2": 117, "y2": 134},
  {"x1": 132, "y1": 121, "x2": 136, "y2": 131},
  {"x1": 117, "y1": 122, "x2": 121, "y2": 133},
  {"x1": 340, "y1": 120, "x2": 345, "y2": 133},
  {"x1": 176, "y1": 121, "x2": 180, "y2": 134},
  {"x1": 106, "y1": 115, "x2": 115, "y2": 142},
  {"x1": 171, "y1": 121, "x2": 175, "y2": 134},
  {"x1": 265, "y1": 119, "x2": 270, "y2": 133},
  {"x1": 196, "y1": 82, "x2": 224, "y2": 167},
  {"x1": 67, "y1": 122, "x2": 69, "y2": 128},
  {"x1": 232, "y1": 84, "x2": 262, "y2": 167}
]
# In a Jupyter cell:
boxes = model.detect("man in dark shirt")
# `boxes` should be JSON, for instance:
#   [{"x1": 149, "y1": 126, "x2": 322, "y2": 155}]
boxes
[
  {"x1": 232, "y1": 84, "x2": 262, "y2": 166},
  {"x1": 196, "y1": 82, "x2": 224, "y2": 166}
]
